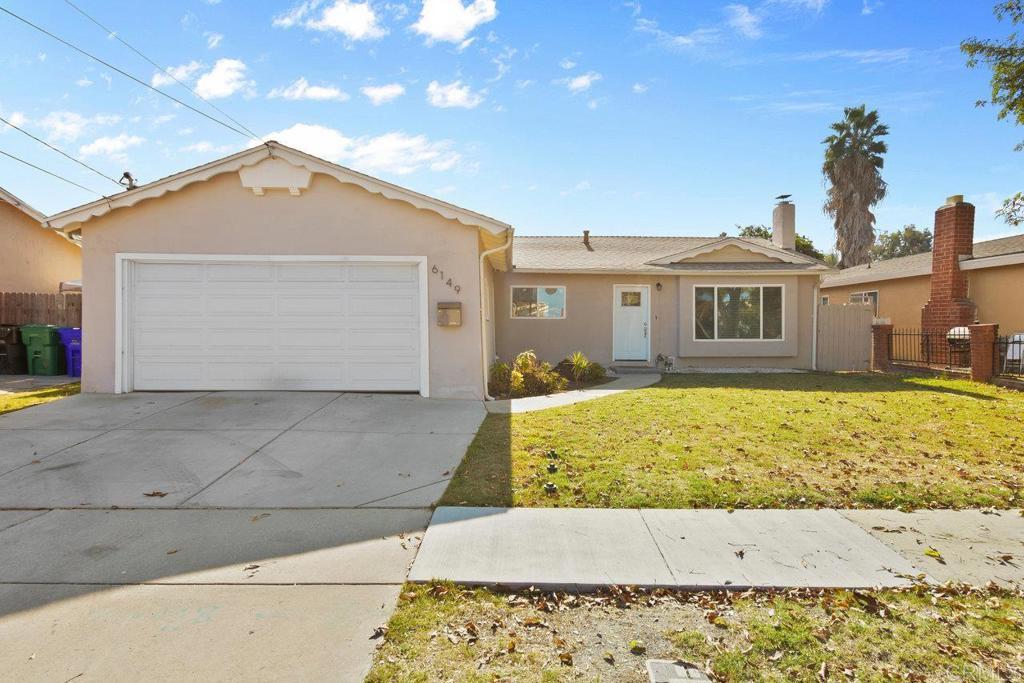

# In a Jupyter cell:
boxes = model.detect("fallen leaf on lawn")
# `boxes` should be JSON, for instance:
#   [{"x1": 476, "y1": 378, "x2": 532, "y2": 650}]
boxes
[
  {"x1": 558, "y1": 652, "x2": 573, "y2": 666},
  {"x1": 370, "y1": 625, "x2": 388, "y2": 640},
  {"x1": 506, "y1": 637, "x2": 517, "y2": 653},
  {"x1": 143, "y1": 490, "x2": 168, "y2": 498},
  {"x1": 603, "y1": 650, "x2": 615, "y2": 663},
  {"x1": 629, "y1": 640, "x2": 646, "y2": 655}
]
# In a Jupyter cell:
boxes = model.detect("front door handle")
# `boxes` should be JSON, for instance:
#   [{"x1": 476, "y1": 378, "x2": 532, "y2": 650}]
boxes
[{"x1": 643, "y1": 321, "x2": 648, "y2": 338}]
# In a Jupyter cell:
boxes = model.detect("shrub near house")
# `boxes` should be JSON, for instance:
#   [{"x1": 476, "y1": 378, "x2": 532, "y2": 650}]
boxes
[{"x1": 489, "y1": 350, "x2": 606, "y2": 398}]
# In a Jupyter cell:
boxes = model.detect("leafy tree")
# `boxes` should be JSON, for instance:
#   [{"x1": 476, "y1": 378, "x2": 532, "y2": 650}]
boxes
[
  {"x1": 736, "y1": 224, "x2": 826, "y2": 261},
  {"x1": 963, "y1": 1, "x2": 1024, "y2": 225},
  {"x1": 871, "y1": 224, "x2": 933, "y2": 260},
  {"x1": 822, "y1": 105, "x2": 889, "y2": 268}
]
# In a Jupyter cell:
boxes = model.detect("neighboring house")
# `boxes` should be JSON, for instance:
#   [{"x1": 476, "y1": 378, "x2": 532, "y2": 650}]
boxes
[
  {"x1": 0, "y1": 186, "x2": 81, "y2": 293},
  {"x1": 821, "y1": 195, "x2": 1024, "y2": 335},
  {"x1": 46, "y1": 142, "x2": 832, "y2": 399}
]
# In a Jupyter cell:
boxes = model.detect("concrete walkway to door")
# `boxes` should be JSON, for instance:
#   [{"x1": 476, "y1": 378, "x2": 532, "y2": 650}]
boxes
[
  {"x1": 485, "y1": 373, "x2": 661, "y2": 414},
  {"x1": 0, "y1": 390, "x2": 484, "y2": 682}
]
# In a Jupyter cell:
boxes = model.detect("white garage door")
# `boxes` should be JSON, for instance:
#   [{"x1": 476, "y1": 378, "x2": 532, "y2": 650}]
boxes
[{"x1": 127, "y1": 259, "x2": 423, "y2": 392}]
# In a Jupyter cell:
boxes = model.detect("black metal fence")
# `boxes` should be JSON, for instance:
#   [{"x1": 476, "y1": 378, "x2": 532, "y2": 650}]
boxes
[
  {"x1": 995, "y1": 335, "x2": 1024, "y2": 378},
  {"x1": 890, "y1": 328, "x2": 972, "y2": 370}
]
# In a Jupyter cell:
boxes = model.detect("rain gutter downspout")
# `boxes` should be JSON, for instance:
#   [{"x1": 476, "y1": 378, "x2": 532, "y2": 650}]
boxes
[
  {"x1": 811, "y1": 277, "x2": 820, "y2": 371},
  {"x1": 479, "y1": 228, "x2": 513, "y2": 400}
]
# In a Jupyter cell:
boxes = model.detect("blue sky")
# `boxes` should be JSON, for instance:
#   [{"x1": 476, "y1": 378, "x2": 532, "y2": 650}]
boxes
[{"x1": 1, "y1": 0, "x2": 1022, "y2": 252}]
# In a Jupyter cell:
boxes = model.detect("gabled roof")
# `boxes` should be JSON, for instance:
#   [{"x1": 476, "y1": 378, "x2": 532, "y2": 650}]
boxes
[
  {"x1": 0, "y1": 186, "x2": 46, "y2": 223},
  {"x1": 45, "y1": 141, "x2": 512, "y2": 236},
  {"x1": 820, "y1": 234, "x2": 1024, "y2": 288},
  {"x1": 512, "y1": 235, "x2": 833, "y2": 273},
  {"x1": 645, "y1": 236, "x2": 824, "y2": 266}
]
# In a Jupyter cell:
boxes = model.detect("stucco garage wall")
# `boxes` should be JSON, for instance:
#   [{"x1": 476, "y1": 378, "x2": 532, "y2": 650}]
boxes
[
  {"x1": 80, "y1": 171, "x2": 485, "y2": 399},
  {"x1": 0, "y1": 201, "x2": 81, "y2": 292},
  {"x1": 494, "y1": 272, "x2": 677, "y2": 366}
]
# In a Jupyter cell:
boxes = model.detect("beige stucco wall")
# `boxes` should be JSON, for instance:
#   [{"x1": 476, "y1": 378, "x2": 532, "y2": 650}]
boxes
[
  {"x1": 494, "y1": 271, "x2": 819, "y2": 369},
  {"x1": 0, "y1": 201, "x2": 81, "y2": 293},
  {"x1": 969, "y1": 265, "x2": 1024, "y2": 334},
  {"x1": 79, "y1": 171, "x2": 488, "y2": 399},
  {"x1": 821, "y1": 275, "x2": 931, "y2": 328}
]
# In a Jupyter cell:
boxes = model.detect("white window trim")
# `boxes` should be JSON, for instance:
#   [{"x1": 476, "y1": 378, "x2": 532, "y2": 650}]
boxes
[
  {"x1": 114, "y1": 253, "x2": 430, "y2": 396},
  {"x1": 849, "y1": 290, "x2": 879, "y2": 315},
  {"x1": 509, "y1": 285, "x2": 567, "y2": 320},
  {"x1": 692, "y1": 284, "x2": 786, "y2": 342}
]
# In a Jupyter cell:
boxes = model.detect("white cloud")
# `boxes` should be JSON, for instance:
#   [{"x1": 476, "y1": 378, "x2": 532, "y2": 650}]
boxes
[
  {"x1": 412, "y1": 0, "x2": 497, "y2": 44},
  {"x1": 433, "y1": 184, "x2": 457, "y2": 195},
  {"x1": 76, "y1": 77, "x2": 93, "y2": 87},
  {"x1": 152, "y1": 114, "x2": 176, "y2": 125},
  {"x1": 37, "y1": 111, "x2": 120, "y2": 142},
  {"x1": 255, "y1": 123, "x2": 462, "y2": 175},
  {"x1": 206, "y1": 32, "x2": 224, "y2": 49},
  {"x1": 560, "y1": 180, "x2": 591, "y2": 196},
  {"x1": 557, "y1": 71, "x2": 602, "y2": 93},
  {"x1": 268, "y1": 77, "x2": 349, "y2": 102},
  {"x1": 181, "y1": 141, "x2": 234, "y2": 154},
  {"x1": 725, "y1": 4, "x2": 762, "y2": 38},
  {"x1": 635, "y1": 17, "x2": 719, "y2": 51},
  {"x1": 774, "y1": 0, "x2": 828, "y2": 10},
  {"x1": 151, "y1": 61, "x2": 203, "y2": 88},
  {"x1": 361, "y1": 83, "x2": 406, "y2": 105},
  {"x1": 790, "y1": 48, "x2": 910, "y2": 64},
  {"x1": 426, "y1": 80, "x2": 484, "y2": 108},
  {"x1": 79, "y1": 133, "x2": 145, "y2": 159},
  {"x1": 275, "y1": 0, "x2": 387, "y2": 41},
  {"x1": 99, "y1": 73, "x2": 113, "y2": 90},
  {"x1": 632, "y1": 82, "x2": 648, "y2": 94},
  {"x1": 6, "y1": 112, "x2": 28, "y2": 128},
  {"x1": 195, "y1": 59, "x2": 255, "y2": 99},
  {"x1": 861, "y1": 0, "x2": 881, "y2": 14},
  {"x1": 587, "y1": 99, "x2": 600, "y2": 110},
  {"x1": 559, "y1": 57, "x2": 576, "y2": 70},
  {"x1": 489, "y1": 44, "x2": 516, "y2": 82},
  {"x1": 515, "y1": 79, "x2": 534, "y2": 89}
]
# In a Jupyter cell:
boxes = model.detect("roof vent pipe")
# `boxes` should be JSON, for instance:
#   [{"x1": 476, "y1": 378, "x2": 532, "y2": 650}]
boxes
[{"x1": 583, "y1": 229, "x2": 592, "y2": 251}]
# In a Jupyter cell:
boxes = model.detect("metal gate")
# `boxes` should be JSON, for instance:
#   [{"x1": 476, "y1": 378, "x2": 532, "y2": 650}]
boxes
[{"x1": 816, "y1": 303, "x2": 873, "y2": 371}]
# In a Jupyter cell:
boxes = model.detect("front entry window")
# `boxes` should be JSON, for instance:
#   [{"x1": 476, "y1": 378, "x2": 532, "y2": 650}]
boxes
[
  {"x1": 620, "y1": 291, "x2": 641, "y2": 306},
  {"x1": 512, "y1": 286, "x2": 566, "y2": 319},
  {"x1": 694, "y1": 285, "x2": 783, "y2": 340}
]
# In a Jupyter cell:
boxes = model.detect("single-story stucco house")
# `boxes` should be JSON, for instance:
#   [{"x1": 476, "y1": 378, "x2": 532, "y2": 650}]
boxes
[
  {"x1": 45, "y1": 142, "x2": 832, "y2": 399},
  {"x1": 1, "y1": 186, "x2": 81, "y2": 293},
  {"x1": 821, "y1": 195, "x2": 1024, "y2": 335}
]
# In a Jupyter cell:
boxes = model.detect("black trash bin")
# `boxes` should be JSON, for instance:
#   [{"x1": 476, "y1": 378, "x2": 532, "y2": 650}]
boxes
[{"x1": 0, "y1": 324, "x2": 28, "y2": 374}]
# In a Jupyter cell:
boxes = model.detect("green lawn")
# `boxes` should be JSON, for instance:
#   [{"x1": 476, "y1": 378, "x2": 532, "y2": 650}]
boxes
[
  {"x1": 0, "y1": 383, "x2": 79, "y2": 416},
  {"x1": 441, "y1": 373, "x2": 1024, "y2": 510},
  {"x1": 367, "y1": 582, "x2": 1024, "y2": 682}
]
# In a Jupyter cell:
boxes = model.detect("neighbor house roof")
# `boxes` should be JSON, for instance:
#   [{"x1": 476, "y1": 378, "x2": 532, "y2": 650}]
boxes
[
  {"x1": 512, "y1": 235, "x2": 833, "y2": 274},
  {"x1": 821, "y1": 234, "x2": 1024, "y2": 288},
  {"x1": 0, "y1": 186, "x2": 46, "y2": 223},
  {"x1": 45, "y1": 141, "x2": 512, "y2": 238}
]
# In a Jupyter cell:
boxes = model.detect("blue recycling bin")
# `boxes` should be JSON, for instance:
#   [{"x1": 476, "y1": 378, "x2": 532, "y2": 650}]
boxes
[{"x1": 56, "y1": 327, "x2": 82, "y2": 378}]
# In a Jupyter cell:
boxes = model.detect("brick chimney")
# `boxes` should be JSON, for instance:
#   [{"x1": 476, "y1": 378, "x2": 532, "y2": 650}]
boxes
[
  {"x1": 772, "y1": 199, "x2": 795, "y2": 250},
  {"x1": 920, "y1": 194, "x2": 976, "y2": 331}
]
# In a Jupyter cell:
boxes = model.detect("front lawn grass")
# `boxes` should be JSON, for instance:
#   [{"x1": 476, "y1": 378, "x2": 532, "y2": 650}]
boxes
[
  {"x1": 367, "y1": 582, "x2": 1024, "y2": 682},
  {"x1": 441, "y1": 373, "x2": 1024, "y2": 509},
  {"x1": 0, "y1": 383, "x2": 79, "y2": 416}
]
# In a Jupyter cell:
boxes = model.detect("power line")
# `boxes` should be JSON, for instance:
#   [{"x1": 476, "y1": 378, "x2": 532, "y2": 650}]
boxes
[
  {"x1": 0, "y1": 148, "x2": 105, "y2": 197},
  {"x1": 60, "y1": 0, "x2": 263, "y2": 142},
  {"x1": 0, "y1": 4, "x2": 257, "y2": 142},
  {"x1": 0, "y1": 114, "x2": 123, "y2": 187}
]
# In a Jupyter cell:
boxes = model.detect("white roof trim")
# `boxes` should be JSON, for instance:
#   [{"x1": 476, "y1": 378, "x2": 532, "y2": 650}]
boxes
[
  {"x1": 645, "y1": 237, "x2": 815, "y2": 266},
  {"x1": 512, "y1": 267, "x2": 828, "y2": 276},
  {"x1": 0, "y1": 186, "x2": 46, "y2": 223},
  {"x1": 46, "y1": 141, "x2": 512, "y2": 235},
  {"x1": 960, "y1": 252, "x2": 1024, "y2": 270},
  {"x1": 821, "y1": 264, "x2": 931, "y2": 288}
]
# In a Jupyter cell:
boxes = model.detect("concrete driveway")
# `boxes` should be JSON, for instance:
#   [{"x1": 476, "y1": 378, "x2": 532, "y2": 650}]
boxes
[{"x1": 0, "y1": 391, "x2": 484, "y2": 682}]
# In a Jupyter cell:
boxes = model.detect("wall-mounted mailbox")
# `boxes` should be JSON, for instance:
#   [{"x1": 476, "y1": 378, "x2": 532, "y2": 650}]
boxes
[{"x1": 437, "y1": 301, "x2": 462, "y2": 327}]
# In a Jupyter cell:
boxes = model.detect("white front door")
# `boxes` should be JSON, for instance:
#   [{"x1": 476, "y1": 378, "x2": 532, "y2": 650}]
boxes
[{"x1": 612, "y1": 285, "x2": 650, "y2": 362}]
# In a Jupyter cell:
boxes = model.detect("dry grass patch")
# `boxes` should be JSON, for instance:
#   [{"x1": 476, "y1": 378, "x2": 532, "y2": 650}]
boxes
[
  {"x1": 367, "y1": 582, "x2": 1024, "y2": 682},
  {"x1": 442, "y1": 373, "x2": 1024, "y2": 510}
]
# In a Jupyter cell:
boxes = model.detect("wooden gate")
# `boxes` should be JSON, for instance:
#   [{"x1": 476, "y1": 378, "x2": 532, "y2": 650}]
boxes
[{"x1": 816, "y1": 303, "x2": 873, "y2": 371}]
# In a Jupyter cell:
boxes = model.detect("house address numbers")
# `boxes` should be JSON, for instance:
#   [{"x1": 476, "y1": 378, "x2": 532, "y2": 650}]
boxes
[{"x1": 432, "y1": 264, "x2": 461, "y2": 294}]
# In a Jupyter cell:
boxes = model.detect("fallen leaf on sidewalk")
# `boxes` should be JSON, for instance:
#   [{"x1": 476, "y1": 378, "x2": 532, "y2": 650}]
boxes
[
  {"x1": 924, "y1": 547, "x2": 946, "y2": 564},
  {"x1": 250, "y1": 513, "x2": 270, "y2": 522},
  {"x1": 166, "y1": 549, "x2": 179, "y2": 555},
  {"x1": 143, "y1": 490, "x2": 168, "y2": 497},
  {"x1": 370, "y1": 625, "x2": 388, "y2": 640}
]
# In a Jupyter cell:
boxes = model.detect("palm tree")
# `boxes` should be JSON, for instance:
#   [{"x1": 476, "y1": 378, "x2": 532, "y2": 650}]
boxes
[{"x1": 822, "y1": 105, "x2": 889, "y2": 268}]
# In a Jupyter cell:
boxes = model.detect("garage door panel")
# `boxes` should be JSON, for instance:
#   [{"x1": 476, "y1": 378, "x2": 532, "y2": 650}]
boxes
[{"x1": 130, "y1": 259, "x2": 422, "y2": 392}]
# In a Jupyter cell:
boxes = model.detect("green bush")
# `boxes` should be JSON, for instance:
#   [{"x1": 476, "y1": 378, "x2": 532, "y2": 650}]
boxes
[
  {"x1": 489, "y1": 350, "x2": 567, "y2": 398},
  {"x1": 555, "y1": 351, "x2": 607, "y2": 385}
]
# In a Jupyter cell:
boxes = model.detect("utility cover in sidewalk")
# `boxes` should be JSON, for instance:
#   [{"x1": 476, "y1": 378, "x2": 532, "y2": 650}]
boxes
[{"x1": 646, "y1": 659, "x2": 711, "y2": 682}]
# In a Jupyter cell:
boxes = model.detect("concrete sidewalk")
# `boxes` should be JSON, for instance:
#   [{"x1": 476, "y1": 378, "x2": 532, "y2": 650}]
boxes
[
  {"x1": 410, "y1": 507, "x2": 1024, "y2": 590},
  {"x1": 485, "y1": 373, "x2": 661, "y2": 414}
]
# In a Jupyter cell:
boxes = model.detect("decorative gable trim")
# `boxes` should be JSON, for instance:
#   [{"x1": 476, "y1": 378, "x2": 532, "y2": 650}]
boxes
[
  {"x1": 646, "y1": 237, "x2": 815, "y2": 266},
  {"x1": 0, "y1": 186, "x2": 46, "y2": 223},
  {"x1": 45, "y1": 141, "x2": 512, "y2": 236}
]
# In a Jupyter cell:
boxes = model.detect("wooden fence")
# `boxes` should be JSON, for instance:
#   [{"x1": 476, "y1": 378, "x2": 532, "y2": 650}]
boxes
[
  {"x1": 0, "y1": 292, "x2": 82, "y2": 327},
  {"x1": 816, "y1": 303, "x2": 873, "y2": 371}
]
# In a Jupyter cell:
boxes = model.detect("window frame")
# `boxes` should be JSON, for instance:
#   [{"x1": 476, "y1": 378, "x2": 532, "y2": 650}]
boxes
[
  {"x1": 692, "y1": 284, "x2": 785, "y2": 342},
  {"x1": 820, "y1": 295, "x2": 830, "y2": 306},
  {"x1": 509, "y1": 285, "x2": 567, "y2": 320},
  {"x1": 849, "y1": 290, "x2": 879, "y2": 316}
]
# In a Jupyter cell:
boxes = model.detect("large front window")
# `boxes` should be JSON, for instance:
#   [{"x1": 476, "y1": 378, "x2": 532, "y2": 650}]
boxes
[
  {"x1": 694, "y1": 285, "x2": 783, "y2": 340},
  {"x1": 511, "y1": 286, "x2": 566, "y2": 319}
]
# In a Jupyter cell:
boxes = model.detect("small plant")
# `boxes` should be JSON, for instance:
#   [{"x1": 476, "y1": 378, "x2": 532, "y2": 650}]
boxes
[
  {"x1": 489, "y1": 351, "x2": 567, "y2": 398},
  {"x1": 568, "y1": 351, "x2": 590, "y2": 383},
  {"x1": 555, "y1": 351, "x2": 606, "y2": 385}
]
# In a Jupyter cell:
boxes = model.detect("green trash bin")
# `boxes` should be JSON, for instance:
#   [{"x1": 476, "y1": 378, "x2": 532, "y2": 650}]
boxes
[{"x1": 20, "y1": 324, "x2": 66, "y2": 376}]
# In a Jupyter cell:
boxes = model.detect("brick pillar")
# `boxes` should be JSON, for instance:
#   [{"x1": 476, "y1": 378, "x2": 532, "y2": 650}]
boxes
[
  {"x1": 969, "y1": 323, "x2": 998, "y2": 382},
  {"x1": 871, "y1": 323, "x2": 893, "y2": 372},
  {"x1": 921, "y1": 195, "x2": 976, "y2": 332}
]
